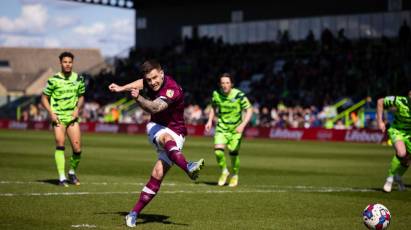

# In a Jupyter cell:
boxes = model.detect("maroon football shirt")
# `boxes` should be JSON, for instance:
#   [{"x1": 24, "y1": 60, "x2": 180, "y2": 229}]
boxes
[{"x1": 145, "y1": 75, "x2": 187, "y2": 136}]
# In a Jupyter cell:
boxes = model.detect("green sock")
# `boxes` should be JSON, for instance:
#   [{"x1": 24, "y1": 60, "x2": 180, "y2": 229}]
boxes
[
  {"x1": 69, "y1": 152, "x2": 81, "y2": 174},
  {"x1": 54, "y1": 149, "x2": 65, "y2": 180},
  {"x1": 215, "y1": 149, "x2": 227, "y2": 170},
  {"x1": 230, "y1": 153, "x2": 240, "y2": 175},
  {"x1": 387, "y1": 155, "x2": 402, "y2": 176}
]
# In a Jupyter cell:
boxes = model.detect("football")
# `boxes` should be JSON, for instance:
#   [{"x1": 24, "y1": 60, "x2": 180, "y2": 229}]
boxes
[{"x1": 362, "y1": 204, "x2": 391, "y2": 230}]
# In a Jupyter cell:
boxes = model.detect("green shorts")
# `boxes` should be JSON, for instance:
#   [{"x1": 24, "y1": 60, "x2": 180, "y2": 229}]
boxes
[
  {"x1": 387, "y1": 127, "x2": 411, "y2": 153},
  {"x1": 53, "y1": 114, "x2": 78, "y2": 127},
  {"x1": 214, "y1": 131, "x2": 242, "y2": 153}
]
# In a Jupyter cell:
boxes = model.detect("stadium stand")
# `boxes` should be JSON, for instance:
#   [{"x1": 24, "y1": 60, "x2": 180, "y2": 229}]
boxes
[
  {"x1": 1, "y1": 24, "x2": 410, "y2": 130},
  {"x1": 0, "y1": 47, "x2": 110, "y2": 118},
  {"x1": 0, "y1": 47, "x2": 108, "y2": 96},
  {"x1": 86, "y1": 26, "x2": 409, "y2": 129}
]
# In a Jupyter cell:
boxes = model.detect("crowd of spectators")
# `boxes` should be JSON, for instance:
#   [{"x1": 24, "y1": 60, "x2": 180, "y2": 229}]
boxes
[
  {"x1": 22, "y1": 99, "x2": 376, "y2": 130},
  {"x1": 21, "y1": 22, "x2": 411, "y2": 130}
]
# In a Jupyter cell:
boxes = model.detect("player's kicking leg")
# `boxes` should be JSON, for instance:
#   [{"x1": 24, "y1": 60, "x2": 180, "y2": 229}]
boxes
[
  {"x1": 187, "y1": 158, "x2": 205, "y2": 180},
  {"x1": 161, "y1": 133, "x2": 204, "y2": 180}
]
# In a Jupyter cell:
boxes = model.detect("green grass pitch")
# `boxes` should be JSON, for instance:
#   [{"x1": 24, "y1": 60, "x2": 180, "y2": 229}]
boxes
[{"x1": 0, "y1": 129, "x2": 410, "y2": 229}]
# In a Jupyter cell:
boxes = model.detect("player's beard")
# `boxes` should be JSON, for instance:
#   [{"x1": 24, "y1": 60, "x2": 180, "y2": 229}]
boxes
[{"x1": 62, "y1": 66, "x2": 72, "y2": 75}]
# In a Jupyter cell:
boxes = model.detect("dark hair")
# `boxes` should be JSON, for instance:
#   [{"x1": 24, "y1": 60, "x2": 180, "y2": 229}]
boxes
[
  {"x1": 140, "y1": 59, "x2": 162, "y2": 75},
  {"x1": 219, "y1": 72, "x2": 234, "y2": 84},
  {"x1": 59, "y1": 51, "x2": 74, "y2": 61}
]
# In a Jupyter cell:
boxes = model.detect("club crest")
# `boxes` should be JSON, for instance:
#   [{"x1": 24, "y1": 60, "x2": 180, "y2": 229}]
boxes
[{"x1": 166, "y1": 89, "x2": 174, "y2": 98}]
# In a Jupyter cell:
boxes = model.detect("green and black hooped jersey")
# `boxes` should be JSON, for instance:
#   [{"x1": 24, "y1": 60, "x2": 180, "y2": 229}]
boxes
[
  {"x1": 43, "y1": 72, "x2": 85, "y2": 116},
  {"x1": 383, "y1": 96, "x2": 411, "y2": 130},
  {"x1": 211, "y1": 88, "x2": 251, "y2": 133}
]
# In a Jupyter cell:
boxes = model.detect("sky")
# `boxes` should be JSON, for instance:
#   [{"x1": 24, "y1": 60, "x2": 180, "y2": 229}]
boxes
[{"x1": 0, "y1": 0, "x2": 135, "y2": 57}]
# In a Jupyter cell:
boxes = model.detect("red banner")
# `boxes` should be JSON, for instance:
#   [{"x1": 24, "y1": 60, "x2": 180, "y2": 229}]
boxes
[
  {"x1": 265, "y1": 127, "x2": 384, "y2": 143},
  {"x1": 0, "y1": 119, "x2": 384, "y2": 143}
]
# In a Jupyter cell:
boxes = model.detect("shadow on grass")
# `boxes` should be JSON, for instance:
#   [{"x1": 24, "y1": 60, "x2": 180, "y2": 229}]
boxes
[
  {"x1": 96, "y1": 211, "x2": 189, "y2": 226},
  {"x1": 36, "y1": 179, "x2": 59, "y2": 185},
  {"x1": 198, "y1": 181, "x2": 218, "y2": 186}
]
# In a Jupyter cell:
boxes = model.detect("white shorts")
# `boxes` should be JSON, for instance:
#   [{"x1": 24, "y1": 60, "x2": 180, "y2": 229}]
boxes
[{"x1": 146, "y1": 122, "x2": 185, "y2": 166}]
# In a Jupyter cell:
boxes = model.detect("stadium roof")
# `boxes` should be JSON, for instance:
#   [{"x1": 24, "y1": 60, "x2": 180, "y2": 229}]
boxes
[
  {"x1": 133, "y1": 0, "x2": 408, "y2": 11},
  {"x1": 0, "y1": 47, "x2": 105, "y2": 75},
  {"x1": 63, "y1": 0, "x2": 411, "y2": 12},
  {"x1": 0, "y1": 47, "x2": 108, "y2": 95}
]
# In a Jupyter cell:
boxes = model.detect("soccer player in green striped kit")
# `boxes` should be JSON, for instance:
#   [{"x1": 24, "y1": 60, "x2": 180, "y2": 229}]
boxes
[
  {"x1": 377, "y1": 91, "x2": 411, "y2": 192},
  {"x1": 41, "y1": 51, "x2": 85, "y2": 187},
  {"x1": 205, "y1": 73, "x2": 253, "y2": 187}
]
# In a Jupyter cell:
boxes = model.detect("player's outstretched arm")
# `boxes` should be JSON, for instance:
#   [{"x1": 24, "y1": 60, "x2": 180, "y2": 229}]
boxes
[
  {"x1": 376, "y1": 98, "x2": 386, "y2": 133},
  {"x1": 136, "y1": 97, "x2": 168, "y2": 114},
  {"x1": 109, "y1": 79, "x2": 144, "y2": 93}
]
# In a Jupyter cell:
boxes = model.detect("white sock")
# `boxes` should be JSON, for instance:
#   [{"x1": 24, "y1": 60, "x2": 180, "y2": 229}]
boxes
[
  {"x1": 386, "y1": 176, "x2": 394, "y2": 183},
  {"x1": 68, "y1": 169, "x2": 75, "y2": 175},
  {"x1": 59, "y1": 175, "x2": 67, "y2": 181}
]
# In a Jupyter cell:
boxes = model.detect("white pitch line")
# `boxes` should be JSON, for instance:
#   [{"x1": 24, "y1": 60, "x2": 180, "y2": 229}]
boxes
[
  {"x1": 0, "y1": 181, "x2": 177, "y2": 186},
  {"x1": 0, "y1": 180, "x2": 379, "y2": 196},
  {"x1": 0, "y1": 180, "x2": 378, "y2": 191},
  {"x1": 0, "y1": 187, "x2": 377, "y2": 197},
  {"x1": 71, "y1": 224, "x2": 96, "y2": 228},
  {"x1": 0, "y1": 181, "x2": 370, "y2": 188}
]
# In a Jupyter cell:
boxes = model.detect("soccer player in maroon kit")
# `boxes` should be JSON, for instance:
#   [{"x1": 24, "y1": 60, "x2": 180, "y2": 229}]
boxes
[{"x1": 109, "y1": 60, "x2": 204, "y2": 228}]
